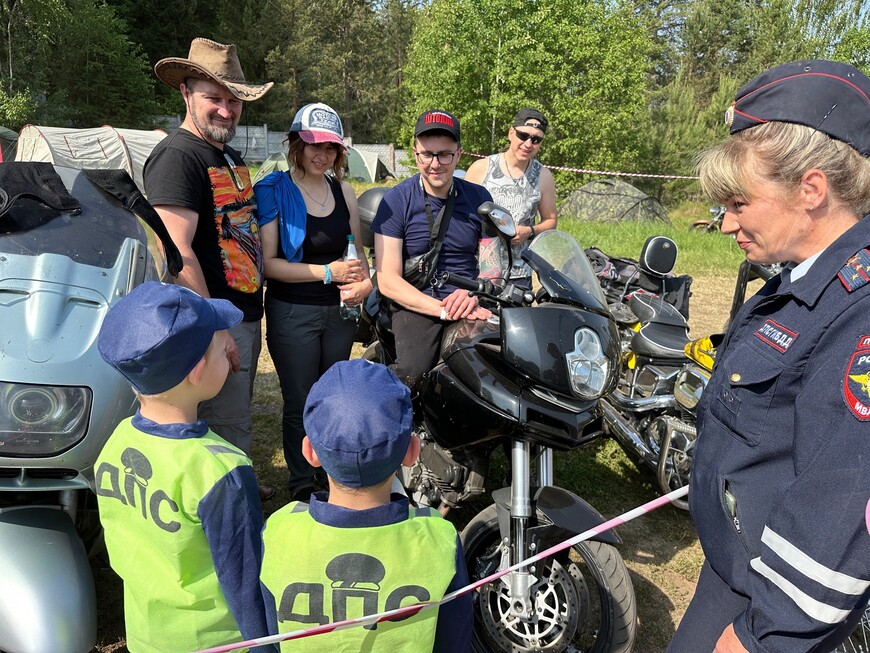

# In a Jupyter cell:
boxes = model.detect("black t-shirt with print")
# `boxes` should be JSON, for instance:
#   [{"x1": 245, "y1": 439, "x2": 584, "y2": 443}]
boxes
[{"x1": 144, "y1": 129, "x2": 264, "y2": 321}]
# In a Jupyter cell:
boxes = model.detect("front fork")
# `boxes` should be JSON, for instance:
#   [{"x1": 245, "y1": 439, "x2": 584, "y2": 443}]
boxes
[{"x1": 506, "y1": 441, "x2": 554, "y2": 617}]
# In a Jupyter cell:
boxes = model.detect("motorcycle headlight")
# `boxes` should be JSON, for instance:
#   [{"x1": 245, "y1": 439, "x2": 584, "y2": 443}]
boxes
[
  {"x1": 566, "y1": 328, "x2": 609, "y2": 399},
  {"x1": 0, "y1": 382, "x2": 92, "y2": 456}
]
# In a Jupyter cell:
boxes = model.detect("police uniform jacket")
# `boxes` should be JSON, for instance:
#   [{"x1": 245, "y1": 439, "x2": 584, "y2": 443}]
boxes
[{"x1": 691, "y1": 216, "x2": 870, "y2": 652}]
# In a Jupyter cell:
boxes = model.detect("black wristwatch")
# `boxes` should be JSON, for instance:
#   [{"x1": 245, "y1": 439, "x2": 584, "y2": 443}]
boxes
[{"x1": 529, "y1": 225, "x2": 536, "y2": 238}]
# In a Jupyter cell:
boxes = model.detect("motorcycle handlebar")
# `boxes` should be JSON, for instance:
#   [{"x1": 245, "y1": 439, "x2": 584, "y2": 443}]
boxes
[
  {"x1": 436, "y1": 271, "x2": 534, "y2": 309},
  {"x1": 437, "y1": 270, "x2": 485, "y2": 293}
]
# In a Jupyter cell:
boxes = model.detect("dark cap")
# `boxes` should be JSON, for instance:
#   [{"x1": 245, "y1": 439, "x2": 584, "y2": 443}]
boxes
[
  {"x1": 726, "y1": 59, "x2": 870, "y2": 156},
  {"x1": 414, "y1": 109, "x2": 461, "y2": 142},
  {"x1": 98, "y1": 282, "x2": 242, "y2": 395},
  {"x1": 304, "y1": 360, "x2": 413, "y2": 488},
  {"x1": 513, "y1": 108, "x2": 548, "y2": 133}
]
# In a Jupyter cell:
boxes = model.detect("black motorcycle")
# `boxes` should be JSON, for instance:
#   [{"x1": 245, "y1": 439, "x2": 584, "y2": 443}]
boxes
[{"x1": 360, "y1": 203, "x2": 636, "y2": 653}]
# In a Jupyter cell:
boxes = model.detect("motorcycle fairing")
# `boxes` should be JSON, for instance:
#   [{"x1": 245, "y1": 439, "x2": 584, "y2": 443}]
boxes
[
  {"x1": 421, "y1": 352, "x2": 601, "y2": 451},
  {"x1": 500, "y1": 304, "x2": 617, "y2": 397},
  {"x1": 0, "y1": 507, "x2": 96, "y2": 653}
]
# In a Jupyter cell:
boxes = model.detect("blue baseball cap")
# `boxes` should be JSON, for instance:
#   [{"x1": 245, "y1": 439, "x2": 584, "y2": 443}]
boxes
[
  {"x1": 304, "y1": 360, "x2": 413, "y2": 488},
  {"x1": 97, "y1": 282, "x2": 242, "y2": 395},
  {"x1": 726, "y1": 60, "x2": 870, "y2": 156}
]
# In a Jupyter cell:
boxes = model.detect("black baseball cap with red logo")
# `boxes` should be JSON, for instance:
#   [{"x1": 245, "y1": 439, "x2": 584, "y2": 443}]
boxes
[
  {"x1": 726, "y1": 60, "x2": 870, "y2": 156},
  {"x1": 414, "y1": 109, "x2": 461, "y2": 143}
]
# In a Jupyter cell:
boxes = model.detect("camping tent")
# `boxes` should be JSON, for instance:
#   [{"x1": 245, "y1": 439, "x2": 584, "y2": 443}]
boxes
[
  {"x1": 252, "y1": 151, "x2": 289, "y2": 185},
  {"x1": 252, "y1": 147, "x2": 395, "y2": 185},
  {"x1": 559, "y1": 178, "x2": 670, "y2": 224},
  {"x1": 0, "y1": 126, "x2": 18, "y2": 163},
  {"x1": 14, "y1": 125, "x2": 168, "y2": 192},
  {"x1": 347, "y1": 147, "x2": 394, "y2": 182}
]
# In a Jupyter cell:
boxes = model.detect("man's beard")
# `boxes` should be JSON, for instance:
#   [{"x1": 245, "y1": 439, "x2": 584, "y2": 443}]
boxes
[{"x1": 192, "y1": 111, "x2": 237, "y2": 144}]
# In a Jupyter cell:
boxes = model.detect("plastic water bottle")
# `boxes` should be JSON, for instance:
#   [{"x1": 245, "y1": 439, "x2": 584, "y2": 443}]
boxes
[{"x1": 339, "y1": 234, "x2": 361, "y2": 321}]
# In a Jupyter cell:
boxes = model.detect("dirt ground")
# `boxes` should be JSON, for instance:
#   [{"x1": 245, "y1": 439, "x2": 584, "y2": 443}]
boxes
[{"x1": 92, "y1": 271, "x2": 749, "y2": 653}]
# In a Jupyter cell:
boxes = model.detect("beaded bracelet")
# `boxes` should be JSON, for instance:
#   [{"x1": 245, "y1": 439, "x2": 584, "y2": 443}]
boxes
[{"x1": 323, "y1": 264, "x2": 332, "y2": 284}]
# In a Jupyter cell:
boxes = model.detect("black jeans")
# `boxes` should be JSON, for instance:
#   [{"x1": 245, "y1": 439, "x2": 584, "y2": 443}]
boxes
[
  {"x1": 265, "y1": 297, "x2": 356, "y2": 493},
  {"x1": 390, "y1": 307, "x2": 445, "y2": 390}
]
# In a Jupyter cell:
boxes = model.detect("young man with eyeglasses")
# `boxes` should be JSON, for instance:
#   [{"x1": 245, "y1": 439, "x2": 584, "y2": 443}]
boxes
[
  {"x1": 372, "y1": 109, "x2": 493, "y2": 389},
  {"x1": 465, "y1": 108, "x2": 558, "y2": 289}
]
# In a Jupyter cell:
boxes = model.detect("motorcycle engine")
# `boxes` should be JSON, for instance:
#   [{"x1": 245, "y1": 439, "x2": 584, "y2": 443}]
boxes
[
  {"x1": 634, "y1": 364, "x2": 681, "y2": 397},
  {"x1": 674, "y1": 366, "x2": 711, "y2": 411},
  {"x1": 401, "y1": 430, "x2": 485, "y2": 510}
]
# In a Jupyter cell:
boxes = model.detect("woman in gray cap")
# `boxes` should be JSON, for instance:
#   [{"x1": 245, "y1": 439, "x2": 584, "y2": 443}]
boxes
[
  {"x1": 668, "y1": 60, "x2": 870, "y2": 653},
  {"x1": 465, "y1": 108, "x2": 557, "y2": 288}
]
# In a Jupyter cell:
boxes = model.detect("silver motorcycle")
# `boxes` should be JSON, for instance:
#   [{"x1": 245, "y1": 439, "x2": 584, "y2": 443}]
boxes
[
  {"x1": 0, "y1": 163, "x2": 179, "y2": 652},
  {"x1": 594, "y1": 238, "x2": 778, "y2": 510}
]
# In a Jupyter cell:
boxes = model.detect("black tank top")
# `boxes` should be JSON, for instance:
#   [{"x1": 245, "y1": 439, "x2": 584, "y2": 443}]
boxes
[{"x1": 265, "y1": 175, "x2": 352, "y2": 306}]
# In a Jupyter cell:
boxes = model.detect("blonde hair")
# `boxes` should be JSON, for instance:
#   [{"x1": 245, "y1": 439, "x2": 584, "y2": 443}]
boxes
[{"x1": 697, "y1": 122, "x2": 870, "y2": 216}]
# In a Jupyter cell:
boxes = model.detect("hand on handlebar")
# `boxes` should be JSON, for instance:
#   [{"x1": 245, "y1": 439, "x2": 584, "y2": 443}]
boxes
[{"x1": 441, "y1": 289, "x2": 480, "y2": 320}]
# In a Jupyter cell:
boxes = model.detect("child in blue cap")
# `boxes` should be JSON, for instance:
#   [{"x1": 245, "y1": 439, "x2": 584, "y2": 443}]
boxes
[
  {"x1": 94, "y1": 281, "x2": 274, "y2": 652},
  {"x1": 260, "y1": 359, "x2": 472, "y2": 651}
]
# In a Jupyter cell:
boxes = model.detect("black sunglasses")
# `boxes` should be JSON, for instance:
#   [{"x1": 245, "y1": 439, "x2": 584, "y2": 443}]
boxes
[{"x1": 514, "y1": 130, "x2": 544, "y2": 145}]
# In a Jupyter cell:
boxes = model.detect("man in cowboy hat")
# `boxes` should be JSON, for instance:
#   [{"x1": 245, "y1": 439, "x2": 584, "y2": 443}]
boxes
[{"x1": 144, "y1": 38, "x2": 276, "y2": 500}]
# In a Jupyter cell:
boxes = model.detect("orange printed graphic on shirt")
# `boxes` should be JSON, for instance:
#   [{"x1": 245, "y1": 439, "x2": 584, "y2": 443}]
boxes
[{"x1": 208, "y1": 165, "x2": 263, "y2": 294}]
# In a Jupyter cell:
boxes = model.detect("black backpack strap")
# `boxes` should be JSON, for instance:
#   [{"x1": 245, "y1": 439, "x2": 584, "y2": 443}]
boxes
[
  {"x1": 82, "y1": 169, "x2": 183, "y2": 278},
  {"x1": 425, "y1": 187, "x2": 455, "y2": 265}
]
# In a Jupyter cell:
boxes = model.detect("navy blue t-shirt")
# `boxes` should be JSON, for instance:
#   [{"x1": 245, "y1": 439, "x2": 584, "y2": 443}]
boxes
[{"x1": 371, "y1": 174, "x2": 492, "y2": 299}]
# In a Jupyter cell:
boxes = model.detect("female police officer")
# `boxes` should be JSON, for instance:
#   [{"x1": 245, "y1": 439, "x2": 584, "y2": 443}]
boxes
[{"x1": 668, "y1": 60, "x2": 870, "y2": 653}]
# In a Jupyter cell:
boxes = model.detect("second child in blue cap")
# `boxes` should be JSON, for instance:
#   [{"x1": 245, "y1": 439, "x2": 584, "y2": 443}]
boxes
[
  {"x1": 94, "y1": 281, "x2": 274, "y2": 653},
  {"x1": 260, "y1": 359, "x2": 472, "y2": 651}
]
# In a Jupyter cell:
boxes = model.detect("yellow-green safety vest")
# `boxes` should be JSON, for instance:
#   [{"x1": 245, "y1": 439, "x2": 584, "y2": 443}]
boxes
[
  {"x1": 95, "y1": 418, "x2": 252, "y2": 653},
  {"x1": 261, "y1": 501, "x2": 459, "y2": 652}
]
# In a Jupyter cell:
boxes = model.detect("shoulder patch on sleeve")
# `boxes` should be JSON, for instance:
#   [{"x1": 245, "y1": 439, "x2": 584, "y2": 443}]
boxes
[
  {"x1": 838, "y1": 249, "x2": 870, "y2": 292},
  {"x1": 843, "y1": 335, "x2": 870, "y2": 420}
]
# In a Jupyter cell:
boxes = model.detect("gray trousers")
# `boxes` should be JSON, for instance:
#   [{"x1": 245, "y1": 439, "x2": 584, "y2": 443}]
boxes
[
  {"x1": 198, "y1": 319, "x2": 261, "y2": 456},
  {"x1": 265, "y1": 298, "x2": 356, "y2": 493}
]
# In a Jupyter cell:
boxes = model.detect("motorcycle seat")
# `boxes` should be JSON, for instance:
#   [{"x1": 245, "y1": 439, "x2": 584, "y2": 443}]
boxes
[
  {"x1": 628, "y1": 294, "x2": 690, "y2": 359},
  {"x1": 628, "y1": 293, "x2": 687, "y2": 328}
]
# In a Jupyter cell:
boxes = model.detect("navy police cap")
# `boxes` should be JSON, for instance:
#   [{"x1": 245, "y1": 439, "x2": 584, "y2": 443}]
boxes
[{"x1": 727, "y1": 60, "x2": 870, "y2": 156}]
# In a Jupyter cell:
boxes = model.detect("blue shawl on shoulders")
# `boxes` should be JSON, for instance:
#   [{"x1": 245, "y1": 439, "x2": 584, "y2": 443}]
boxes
[{"x1": 253, "y1": 170, "x2": 307, "y2": 262}]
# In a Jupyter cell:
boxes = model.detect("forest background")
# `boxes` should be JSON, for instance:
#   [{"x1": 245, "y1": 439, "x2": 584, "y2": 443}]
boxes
[{"x1": 2, "y1": 0, "x2": 870, "y2": 203}]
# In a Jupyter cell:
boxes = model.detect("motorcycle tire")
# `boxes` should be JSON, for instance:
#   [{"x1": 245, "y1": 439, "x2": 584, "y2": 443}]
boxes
[
  {"x1": 689, "y1": 220, "x2": 718, "y2": 233},
  {"x1": 461, "y1": 504, "x2": 637, "y2": 653},
  {"x1": 834, "y1": 601, "x2": 870, "y2": 652}
]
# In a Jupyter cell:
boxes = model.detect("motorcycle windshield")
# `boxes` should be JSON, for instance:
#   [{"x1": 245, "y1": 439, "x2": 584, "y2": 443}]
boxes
[
  {"x1": 524, "y1": 231, "x2": 609, "y2": 311},
  {"x1": 0, "y1": 167, "x2": 153, "y2": 270}
]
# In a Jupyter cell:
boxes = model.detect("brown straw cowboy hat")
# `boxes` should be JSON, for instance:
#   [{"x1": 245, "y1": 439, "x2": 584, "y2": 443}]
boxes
[{"x1": 154, "y1": 38, "x2": 273, "y2": 102}]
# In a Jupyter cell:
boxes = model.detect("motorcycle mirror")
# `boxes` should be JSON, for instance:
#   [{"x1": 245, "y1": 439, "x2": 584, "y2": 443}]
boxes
[{"x1": 478, "y1": 202, "x2": 517, "y2": 239}]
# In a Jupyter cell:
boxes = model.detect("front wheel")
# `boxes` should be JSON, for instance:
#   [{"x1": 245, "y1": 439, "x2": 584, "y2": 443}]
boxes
[{"x1": 461, "y1": 504, "x2": 636, "y2": 653}]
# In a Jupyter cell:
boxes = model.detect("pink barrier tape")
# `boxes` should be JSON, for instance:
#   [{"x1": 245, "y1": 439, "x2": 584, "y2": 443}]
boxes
[
  {"x1": 193, "y1": 485, "x2": 690, "y2": 653},
  {"x1": 465, "y1": 152, "x2": 700, "y2": 180}
]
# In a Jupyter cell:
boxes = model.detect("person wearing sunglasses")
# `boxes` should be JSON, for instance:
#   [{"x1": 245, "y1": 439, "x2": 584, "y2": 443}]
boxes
[
  {"x1": 465, "y1": 107, "x2": 558, "y2": 289},
  {"x1": 372, "y1": 109, "x2": 494, "y2": 389}
]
